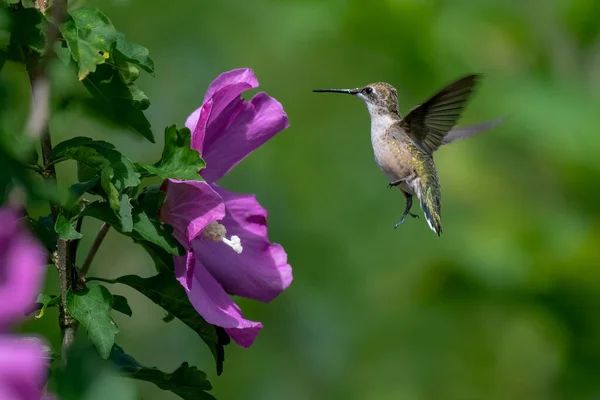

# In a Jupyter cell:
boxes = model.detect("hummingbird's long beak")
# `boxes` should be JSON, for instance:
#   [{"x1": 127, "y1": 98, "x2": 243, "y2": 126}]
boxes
[{"x1": 313, "y1": 88, "x2": 360, "y2": 95}]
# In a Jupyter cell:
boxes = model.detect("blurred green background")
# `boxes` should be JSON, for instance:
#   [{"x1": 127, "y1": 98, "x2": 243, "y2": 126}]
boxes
[{"x1": 5, "y1": 0, "x2": 600, "y2": 398}]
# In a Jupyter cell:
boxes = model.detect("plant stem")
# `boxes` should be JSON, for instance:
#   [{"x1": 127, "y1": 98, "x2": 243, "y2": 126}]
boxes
[
  {"x1": 27, "y1": 0, "x2": 77, "y2": 361},
  {"x1": 79, "y1": 223, "x2": 110, "y2": 281}
]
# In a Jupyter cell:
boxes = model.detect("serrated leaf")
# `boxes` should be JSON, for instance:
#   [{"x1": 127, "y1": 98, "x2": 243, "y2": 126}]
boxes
[
  {"x1": 137, "y1": 125, "x2": 205, "y2": 181},
  {"x1": 84, "y1": 63, "x2": 149, "y2": 110},
  {"x1": 51, "y1": 137, "x2": 140, "y2": 193},
  {"x1": 67, "y1": 285, "x2": 119, "y2": 359},
  {"x1": 51, "y1": 138, "x2": 140, "y2": 222},
  {"x1": 34, "y1": 293, "x2": 60, "y2": 319},
  {"x1": 112, "y1": 295, "x2": 132, "y2": 317},
  {"x1": 110, "y1": 344, "x2": 214, "y2": 400},
  {"x1": 82, "y1": 201, "x2": 184, "y2": 256},
  {"x1": 115, "y1": 32, "x2": 154, "y2": 75},
  {"x1": 59, "y1": 8, "x2": 118, "y2": 80},
  {"x1": 82, "y1": 64, "x2": 154, "y2": 142},
  {"x1": 55, "y1": 212, "x2": 82, "y2": 240},
  {"x1": 92, "y1": 270, "x2": 226, "y2": 375}
]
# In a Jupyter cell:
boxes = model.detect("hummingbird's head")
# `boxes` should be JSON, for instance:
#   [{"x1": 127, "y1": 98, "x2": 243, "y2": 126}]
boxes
[{"x1": 313, "y1": 82, "x2": 399, "y2": 116}]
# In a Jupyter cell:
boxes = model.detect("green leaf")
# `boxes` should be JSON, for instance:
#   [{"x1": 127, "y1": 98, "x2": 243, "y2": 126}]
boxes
[
  {"x1": 139, "y1": 241, "x2": 173, "y2": 274},
  {"x1": 51, "y1": 138, "x2": 140, "y2": 222},
  {"x1": 52, "y1": 137, "x2": 140, "y2": 193},
  {"x1": 66, "y1": 177, "x2": 100, "y2": 210},
  {"x1": 162, "y1": 313, "x2": 175, "y2": 322},
  {"x1": 110, "y1": 344, "x2": 214, "y2": 400},
  {"x1": 28, "y1": 215, "x2": 56, "y2": 254},
  {"x1": 84, "y1": 63, "x2": 149, "y2": 111},
  {"x1": 92, "y1": 271, "x2": 226, "y2": 375},
  {"x1": 115, "y1": 31, "x2": 154, "y2": 75},
  {"x1": 100, "y1": 165, "x2": 120, "y2": 210},
  {"x1": 59, "y1": 8, "x2": 118, "y2": 80},
  {"x1": 131, "y1": 207, "x2": 182, "y2": 254},
  {"x1": 112, "y1": 295, "x2": 132, "y2": 317},
  {"x1": 83, "y1": 201, "x2": 184, "y2": 256},
  {"x1": 34, "y1": 293, "x2": 60, "y2": 319},
  {"x1": 8, "y1": 7, "x2": 46, "y2": 59},
  {"x1": 82, "y1": 64, "x2": 154, "y2": 142},
  {"x1": 137, "y1": 125, "x2": 205, "y2": 181},
  {"x1": 51, "y1": 341, "x2": 137, "y2": 400},
  {"x1": 67, "y1": 285, "x2": 119, "y2": 359},
  {"x1": 55, "y1": 212, "x2": 83, "y2": 240},
  {"x1": 118, "y1": 194, "x2": 133, "y2": 232}
]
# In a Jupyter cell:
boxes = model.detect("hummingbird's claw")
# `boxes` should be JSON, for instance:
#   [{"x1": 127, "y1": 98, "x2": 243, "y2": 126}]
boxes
[
  {"x1": 394, "y1": 211, "x2": 419, "y2": 229},
  {"x1": 388, "y1": 179, "x2": 404, "y2": 189}
]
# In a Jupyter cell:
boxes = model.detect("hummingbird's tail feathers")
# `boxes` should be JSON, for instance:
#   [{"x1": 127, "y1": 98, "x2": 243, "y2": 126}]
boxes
[
  {"x1": 441, "y1": 116, "x2": 508, "y2": 146},
  {"x1": 414, "y1": 181, "x2": 443, "y2": 236}
]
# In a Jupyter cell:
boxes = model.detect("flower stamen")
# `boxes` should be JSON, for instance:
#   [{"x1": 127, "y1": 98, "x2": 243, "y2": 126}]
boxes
[{"x1": 202, "y1": 221, "x2": 243, "y2": 254}]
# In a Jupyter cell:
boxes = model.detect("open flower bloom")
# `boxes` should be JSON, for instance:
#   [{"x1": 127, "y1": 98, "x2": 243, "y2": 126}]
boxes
[
  {"x1": 160, "y1": 68, "x2": 292, "y2": 347},
  {"x1": 0, "y1": 208, "x2": 49, "y2": 399}
]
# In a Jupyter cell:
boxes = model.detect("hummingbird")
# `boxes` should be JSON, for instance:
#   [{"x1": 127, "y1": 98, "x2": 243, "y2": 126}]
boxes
[{"x1": 314, "y1": 74, "x2": 502, "y2": 236}]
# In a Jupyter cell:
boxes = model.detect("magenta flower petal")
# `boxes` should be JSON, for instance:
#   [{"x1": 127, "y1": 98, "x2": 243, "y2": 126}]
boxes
[
  {"x1": 176, "y1": 254, "x2": 262, "y2": 348},
  {"x1": 202, "y1": 68, "x2": 259, "y2": 106},
  {"x1": 203, "y1": 92, "x2": 289, "y2": 183},
  {"x1": 173, "y1": 251, "x2": 195, "y2": 292},
  {"x1": 0, "y1": 209, "x2": 46, "y2": 329},
  {"x1": 191, "y1": 184, "x2": 292, "y2": 303},
  {"x1": 185, "y1": 98, "x2": 212, "y2": 156},
  {"x1": 160, "y1": 179, "x2": 226, "y2": 248},
  {"x1": 185, "y1": 68, "x2": 259, "y2": 155},
  {"x1": 0, "y1": 336, "x2": 48, "y2": 400}
]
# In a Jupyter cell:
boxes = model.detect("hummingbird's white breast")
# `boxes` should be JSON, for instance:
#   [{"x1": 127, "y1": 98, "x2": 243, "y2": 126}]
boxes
[{"x1": 369, "y1": 111, "x2": 398, "y2": 179}]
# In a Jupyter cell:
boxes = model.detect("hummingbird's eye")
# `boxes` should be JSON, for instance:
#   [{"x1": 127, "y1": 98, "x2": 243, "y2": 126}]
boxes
[{"x1": 364, "y1": 87, "x2": 374, "y2": 95}]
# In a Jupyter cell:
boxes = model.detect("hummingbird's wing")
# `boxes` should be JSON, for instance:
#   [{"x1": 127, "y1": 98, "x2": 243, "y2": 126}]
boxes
[
  {"x1": 442, "y1": 116, "x2": 507, "y2": 145},
  {"x1": 400, "y1": 74, "x2": 481, "y2": 154}
]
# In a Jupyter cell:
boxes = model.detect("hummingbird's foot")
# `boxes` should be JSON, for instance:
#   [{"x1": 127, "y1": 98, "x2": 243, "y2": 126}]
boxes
[
  {"x1": 388, "y1": 179, "x2": 405, "y2": 189},
  {"x1": 394, "y1": 211, "x2": 419, "y2": 229},
  {"x1": 394, "y1": 191, "x2": 419, "y2": 229}
]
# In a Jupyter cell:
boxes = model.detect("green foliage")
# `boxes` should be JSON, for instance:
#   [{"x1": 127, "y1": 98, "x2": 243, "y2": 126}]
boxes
[
  {"x1": 67, "y1": 285, "x2": 120, "y2": 359},
  {"x1": 51, "y1": 341, "x2": 137, "y2": 400},
  {"x1": 2, "y1": 2, "x2": 233, "y2": 399},
  {"x1": 34, "y1": 293, "x2": 59, "y2": 319},
  {"x1": 83, "y1": 199, "x2": 184, "y2": 256},
  {"x1": 55, "y1": 211, "x2": 83, "y2": 240},
  {"x1": 66, "y1": 177, "x2": 99, "y2": 210},
  {"x1": 111, "y1": 344, "x2": 215, "y2": 400},
  {"x1": 114, "y1": 32, "x2": 154, "y2": 75},
  {"x1": 92, "y1": 270, "x2": 227, "y2": 375},
  {"x1": 112, "y1": 294, "x2": 132, "y2": 317},
  {"x1": 57, "y1": 7, "x2": 155, "y2": 141},
  {"x1": 59, "y1": 8, "x2": 117, "y2": 80},
  {"x1": 7, "y1": 6, "x2": 45, "y2": 60},
  {"x1": 51, "y1": 137, "x2": 140, "y2": 232},
  {"x1": 138, "y1": 125, "x2": 205, "y2": 181},
  {"x1": 81, "y1": 63, "x2": 152, "y2": 139}
]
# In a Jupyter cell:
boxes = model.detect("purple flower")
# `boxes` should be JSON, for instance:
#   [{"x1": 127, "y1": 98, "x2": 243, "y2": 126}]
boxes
[
  {"x1": 160, "y1": 68, "x2": 292, "y2": 347},
  {"x1": 0, "y1": 207, "x2": 49, "y2": 399}
]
